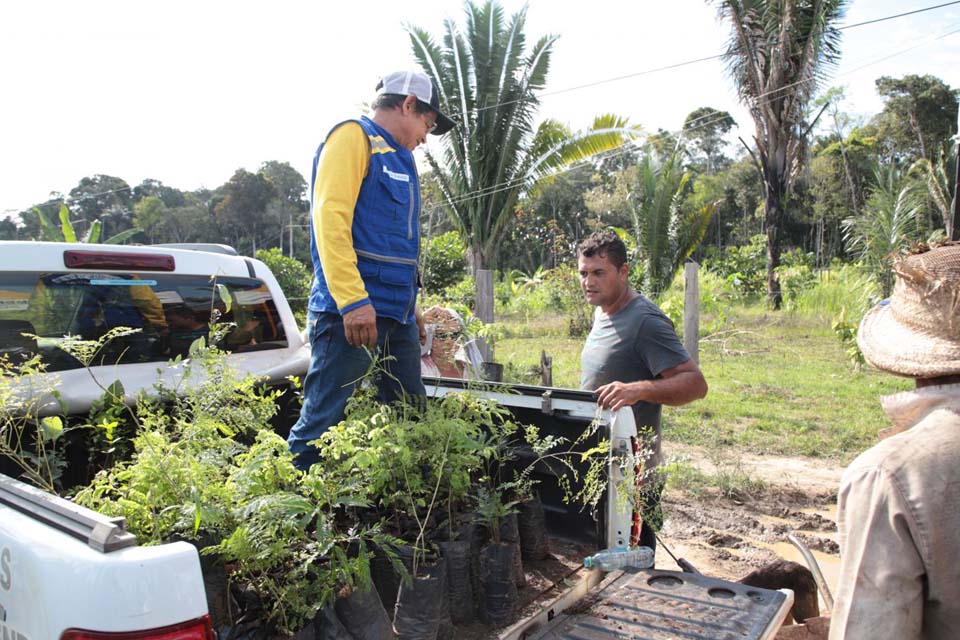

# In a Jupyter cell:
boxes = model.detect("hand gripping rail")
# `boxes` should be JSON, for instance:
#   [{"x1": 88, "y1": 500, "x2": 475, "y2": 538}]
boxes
[{"x1": 0, "y1": 474, "x2": 137, "y2": 552}]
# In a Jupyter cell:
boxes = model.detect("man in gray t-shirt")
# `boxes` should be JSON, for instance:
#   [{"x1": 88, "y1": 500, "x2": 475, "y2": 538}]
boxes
[{"x1": 578, "y1": 230, "x2": 708, "y2": 553}]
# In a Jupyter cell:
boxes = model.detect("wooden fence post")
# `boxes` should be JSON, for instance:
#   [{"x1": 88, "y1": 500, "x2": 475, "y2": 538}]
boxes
[
  {"x1": 476, "y1": 268, "x2": 494, "y2": 362},
  {"x1": 540, "y1": 350, "x2": 553, "y2": 387},
  {"x1": 684, "y1": 261, "x2": 700, "y2": 365}
]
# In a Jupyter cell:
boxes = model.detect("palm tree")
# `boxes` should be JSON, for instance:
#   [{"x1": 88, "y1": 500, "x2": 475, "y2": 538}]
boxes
[
  {"x1": 909, "y1": 145, "x2": 957, "y2": 238},
  {"x1": 843, "y1": 166, "x2": 923, "y2": 297},
  {"x1": 631, "y1": 151, "x2": 715, "y2": 300},
  {"x1": 408, "y1": 0, "x2": 639, "y2": 272},
  {"x1": 714, "y1": 0, "x2": 847, "y2": 308}
]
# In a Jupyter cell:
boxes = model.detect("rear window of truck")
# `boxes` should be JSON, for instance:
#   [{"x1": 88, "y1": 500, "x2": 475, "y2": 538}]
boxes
[{"x1": 0, "y1": 272, "x2": 288, "y2": 371}]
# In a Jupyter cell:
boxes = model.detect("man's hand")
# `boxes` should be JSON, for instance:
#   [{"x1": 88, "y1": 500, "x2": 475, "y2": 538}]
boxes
[
  {"x1": 595, "y1": 360, "x2": 708, "y2": 412},
  {"x1": 594, "y1": 381, "x2": 643, "y2": 412},
  {"x1": 415, "y1": 307, "x2": 427, "y2": 345},
  {"x1": 343, "y1": 304, "x2": 377, "y2": 349}
]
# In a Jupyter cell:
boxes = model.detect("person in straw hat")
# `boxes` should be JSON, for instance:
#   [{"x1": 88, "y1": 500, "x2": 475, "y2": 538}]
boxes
[{"x1": 830, "y1": 244, "x2": 960, "y2": 639}]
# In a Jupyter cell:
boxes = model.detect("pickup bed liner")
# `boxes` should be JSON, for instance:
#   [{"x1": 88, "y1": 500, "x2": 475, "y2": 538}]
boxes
[{"x1": 525, "y1": 568, "x2": 792, "y2": 640}]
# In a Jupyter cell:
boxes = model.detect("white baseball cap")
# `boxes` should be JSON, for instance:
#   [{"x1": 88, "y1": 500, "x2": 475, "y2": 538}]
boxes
[{"x1": 376, "y1": 70, "x2": 455, "y2": 136}]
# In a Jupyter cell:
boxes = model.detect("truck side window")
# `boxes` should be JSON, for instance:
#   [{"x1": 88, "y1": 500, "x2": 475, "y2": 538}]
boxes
[
  {"x1": 220, "y1": 280, "x2": 287, "y2": 353},
  {"x1": 0, "y1": 273, "x2": 288, "y2": 372}
]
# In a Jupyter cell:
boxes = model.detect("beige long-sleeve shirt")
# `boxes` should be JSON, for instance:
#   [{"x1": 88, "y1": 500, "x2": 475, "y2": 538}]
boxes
[{"x1": 830, "y1": 384, "x2": 960, "y2": 639}]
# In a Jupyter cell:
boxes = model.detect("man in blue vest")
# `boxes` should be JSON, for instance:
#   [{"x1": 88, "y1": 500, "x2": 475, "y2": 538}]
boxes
[{"x1": 288, "y1": 70, "x2": 455, "y2": 470}]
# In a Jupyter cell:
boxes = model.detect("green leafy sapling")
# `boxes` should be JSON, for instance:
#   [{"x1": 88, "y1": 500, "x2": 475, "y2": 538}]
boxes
[{"x1": 0, "y1": 354, "x2": 68, "y2": 492}]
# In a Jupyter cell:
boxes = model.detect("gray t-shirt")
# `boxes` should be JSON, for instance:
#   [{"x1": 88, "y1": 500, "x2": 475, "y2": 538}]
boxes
[{"x1": 580, "y1": 294, "x2": 690, "y2": 470}]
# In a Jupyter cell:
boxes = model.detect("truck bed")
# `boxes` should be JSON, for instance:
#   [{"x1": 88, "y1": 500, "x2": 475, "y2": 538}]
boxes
[{"x1": 425, "y1": 379, "x2": 795, "y2": 640}]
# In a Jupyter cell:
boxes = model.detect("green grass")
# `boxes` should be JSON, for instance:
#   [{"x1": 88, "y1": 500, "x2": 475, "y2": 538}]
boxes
[
  {"x1": 662, "y1": 456, "x2": 767, "y2": 500},
  {"x1": 497, "y1": 339, "x2": 584, "y2": 388},
  {"x1": 495, "y1": 313, "x2": 584, "y2": 388},
  {"x1": 492, "y1": 303, "x2": 910, "y2": 463}
]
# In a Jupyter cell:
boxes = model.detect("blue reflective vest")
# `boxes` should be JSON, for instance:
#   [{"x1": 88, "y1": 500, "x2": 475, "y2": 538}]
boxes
[{"x1": 307, "y1": 116, "x2": 420, "y2": 324}]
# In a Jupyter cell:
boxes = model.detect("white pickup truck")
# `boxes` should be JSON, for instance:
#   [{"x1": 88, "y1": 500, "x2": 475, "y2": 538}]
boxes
[{"x1": 0, "y1": 242, "x2": 788, "y2": 639}]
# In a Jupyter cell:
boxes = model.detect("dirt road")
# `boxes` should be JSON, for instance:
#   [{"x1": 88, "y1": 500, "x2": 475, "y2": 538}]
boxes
[{"x1": 657, "y1": 445, "x2": 842, "y2": 603}]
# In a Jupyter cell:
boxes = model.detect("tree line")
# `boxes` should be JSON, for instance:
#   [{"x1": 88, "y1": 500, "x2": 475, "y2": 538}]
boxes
[
  {"x1": 492, "y1": 73, "x2": 957, "y2": 285},
  {"x1": 1, "y1": 161, "x2": 314, "y2": 263}
]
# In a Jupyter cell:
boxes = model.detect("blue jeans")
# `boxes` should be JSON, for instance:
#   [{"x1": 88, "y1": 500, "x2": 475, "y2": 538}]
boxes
[{"x1": 287, "y1": 310, "x2": 425, "y2": 470}]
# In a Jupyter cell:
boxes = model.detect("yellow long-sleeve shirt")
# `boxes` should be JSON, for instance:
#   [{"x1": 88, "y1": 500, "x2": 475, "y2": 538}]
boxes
[{"x1": 312, "y1": 122, "x2": 371, "y2": 311}]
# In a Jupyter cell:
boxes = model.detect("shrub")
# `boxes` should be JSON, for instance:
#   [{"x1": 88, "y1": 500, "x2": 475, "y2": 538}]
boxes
[
  {"x1": 785, "y1": 262, "x2": 880, "y2": 322},
  {"x1": 657, "y1": 269, "x2": 732, "y2": 337},
  {"x1": 0, "y1": 355, "x2": 67, "y2": 493},
  {"x1": 832, "y1": 306, "x2": 866, "y2": 371},
  {"x1": 702, "y1": 234, "x2": 766, "y2": 298},
  {"x1": 441, "y1": 274, "x2": 476, "y2": 308},
  {"x1": 211, "y1": 431, "x2": 394, "y2": 634},
  {"x1": 317, "y1": 385, "x2": 487, "y2": 523},
  {"x1": 73, "y1": 335, "x2": 389, "y2": 634},
  {"x1": 255, "y1": 248, "x2": 311, "y2": 318},
  {"x1": 499, "y1": 265, "x2": 592, "y2": 336},
  {"x1": 421, "y1": 230, "x2": 468, "y2": 294},
  {"x1": 780, "y1": 247, "x2": 816, "y2": 269},
  {"x1": 74, "y1": 339, "x2": 281, "y2": 545},
  {"x1": 777, "y1": 264, "x2": 817, "y2": 307}
]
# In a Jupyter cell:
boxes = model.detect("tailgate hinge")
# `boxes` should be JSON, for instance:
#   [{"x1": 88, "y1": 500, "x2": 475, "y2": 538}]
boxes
[{"x1": 541, "y1": 390, "x2": 553, "y2": 415}]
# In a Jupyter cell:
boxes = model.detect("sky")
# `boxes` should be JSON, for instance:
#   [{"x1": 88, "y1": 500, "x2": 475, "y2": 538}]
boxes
[{"x1": 1, "y1": 0, "x2": 958, "y2": 218}]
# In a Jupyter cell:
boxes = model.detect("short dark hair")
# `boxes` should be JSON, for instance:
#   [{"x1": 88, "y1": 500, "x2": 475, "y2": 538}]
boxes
[
  {"x1": 577, "y1": 230, "x2": 628, "y2": 270},
  {"x1": 372, "y1": 93, "x2": 433, "y2": 114}
]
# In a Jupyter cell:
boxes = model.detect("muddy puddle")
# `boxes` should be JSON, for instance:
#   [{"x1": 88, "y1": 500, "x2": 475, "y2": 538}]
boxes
[{"x1": 657, "y1": 480, "x2": 842, "y2": 612}]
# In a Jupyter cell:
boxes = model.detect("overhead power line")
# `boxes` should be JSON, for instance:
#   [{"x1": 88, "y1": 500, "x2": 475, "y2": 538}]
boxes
[
  {"x1": 445, "y1": 8, "x2": 960, "y2": 205},
  {"x1": 435, "y1": 20, "x2": 960, "y2": 212},
  {"x1": 536, "y1": 55, "x2": 724, "y2": 102},
  {"x1": 473, "y1": 1, "x2": 960, "y2": 116},
  {"x1": 840, "y1": 1, "x2": 960, "y2": 30},
  {"x1": 6, "y1": 184, "x2": 135, "y2": 216}
]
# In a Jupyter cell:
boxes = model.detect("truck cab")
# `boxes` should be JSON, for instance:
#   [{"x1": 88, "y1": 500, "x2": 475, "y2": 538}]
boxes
[{"x1": 0, "y1": 241, "x2": 309, "y2": 417}]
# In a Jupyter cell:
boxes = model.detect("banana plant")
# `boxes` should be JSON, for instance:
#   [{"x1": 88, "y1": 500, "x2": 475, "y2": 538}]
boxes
[{"x1": 34, "y1": 203, "x2": 141, "y2": 244}]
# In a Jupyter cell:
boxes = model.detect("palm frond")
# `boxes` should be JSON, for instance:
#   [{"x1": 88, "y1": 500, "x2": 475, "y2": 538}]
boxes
[
  {"x1": 909, "y1": 152, "x2": 955, "y2": 231},
  {"x1": 525, "y1": 115, "x2": 642, "y2": 181},
  {"x1": 842, "y1": 166, "x2": 923, "y2": 295},
  {"x1": 628, "y1": 150, "x2": 712, "y2": 299}
]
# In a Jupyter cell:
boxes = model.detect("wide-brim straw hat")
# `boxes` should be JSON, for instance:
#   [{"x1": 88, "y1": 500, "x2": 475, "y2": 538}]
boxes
[{"x1": 858, "y1": 244, "x2": 960, "y2": 378}]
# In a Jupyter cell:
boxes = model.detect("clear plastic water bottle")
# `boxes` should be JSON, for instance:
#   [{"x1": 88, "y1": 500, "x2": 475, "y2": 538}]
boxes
[{"x1": 583, "y1": 546, "x2": 655, "y2": 571}]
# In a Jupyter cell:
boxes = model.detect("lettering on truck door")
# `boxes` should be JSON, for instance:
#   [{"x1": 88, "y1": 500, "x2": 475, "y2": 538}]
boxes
[
  {"x1": 0, "y1": 547, "x2": 9, "y2": 627},
  {"x1": 0, "y1": 547, "x2": 10, "y2": 591},
  {"x1": 0, "y1": 621, "x2": 28, "y2": 640}
]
